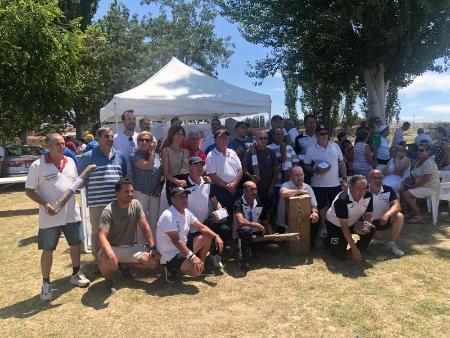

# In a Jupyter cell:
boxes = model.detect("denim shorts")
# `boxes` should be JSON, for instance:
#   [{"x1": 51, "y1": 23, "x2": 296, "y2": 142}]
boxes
[{"x1": 38, "y1": 222, "x2": 82, "y2": 251}]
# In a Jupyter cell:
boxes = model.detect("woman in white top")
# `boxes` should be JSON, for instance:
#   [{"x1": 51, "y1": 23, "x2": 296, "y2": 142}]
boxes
[
  {"x1": 376, "y1": 125, "x2": 391, "y2": 165},
  {"x1": 382, "y1": 145, "x2": 411, "y2": 193},
  {"x1": 352, "y1": 129, "x2": 374, "y2": 178}
]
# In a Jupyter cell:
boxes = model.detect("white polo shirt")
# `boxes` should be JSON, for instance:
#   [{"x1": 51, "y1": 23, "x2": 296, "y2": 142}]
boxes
[
  {"x1": 304, "y1": 141, "x2": 343, "y2": 187},
  {"x1": 113, "y1": 131, "x2": 138, "y2": 178},
  {"x1": 156, "y1": 205, "x2": 198, "y2": 264},
  {"x1": 25, "y1": 156, "x2": 81, "y2": 229},
  {"x1": 205, "y1": 147, "x2": 242, "y2": 184},
  {"x1": 369, "y1": 185, "x2": 397, "y2": 220},
  {"x1": 186, "y1": 176, "x2": 212, "y2": 223},
  {"x1": 277, "y1": 180, "x2": 317, "y2": 227},
  {"x1": 326, "y1": 189, "x2": 373, "y2": 227}
]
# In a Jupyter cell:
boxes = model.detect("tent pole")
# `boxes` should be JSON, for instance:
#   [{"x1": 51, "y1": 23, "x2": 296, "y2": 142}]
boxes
[{"x1": 114, "y1": 102, "x2": 119, "y2": 133}]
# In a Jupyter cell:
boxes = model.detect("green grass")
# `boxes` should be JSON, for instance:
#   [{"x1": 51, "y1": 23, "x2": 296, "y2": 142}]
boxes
[{"x1": 1, "y1": 186, "x2": 450, "y2": 337}]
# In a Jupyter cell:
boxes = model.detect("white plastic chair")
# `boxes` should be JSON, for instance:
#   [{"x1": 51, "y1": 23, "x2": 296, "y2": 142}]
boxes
[{"x1": 426, "y1": 171, "x2": 450, "y2": 225}]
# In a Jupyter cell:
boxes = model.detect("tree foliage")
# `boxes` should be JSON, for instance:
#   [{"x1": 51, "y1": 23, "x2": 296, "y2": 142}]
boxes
[
  {"x1": 0, "y1": 0, "x2": 82, "y2": 141},
  {"x1": 58, "y1": 0, "x2": 99, "y2": 30},
  {"x1": 218, "y1": 0, "x2": 450, "y2": 124}
]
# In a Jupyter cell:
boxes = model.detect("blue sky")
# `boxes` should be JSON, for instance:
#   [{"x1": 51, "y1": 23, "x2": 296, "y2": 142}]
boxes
[{"x1": 96, "y1": 1, "x2": 450, "y2": 123}]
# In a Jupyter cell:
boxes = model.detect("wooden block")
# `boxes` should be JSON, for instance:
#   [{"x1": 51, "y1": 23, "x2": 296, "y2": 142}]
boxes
[
  {"x1": 252, "y1": 232, "x2": 300, "y2": 242},
  {"x1": 286, "y1": 194, "x2": 311, "y2": 254}
]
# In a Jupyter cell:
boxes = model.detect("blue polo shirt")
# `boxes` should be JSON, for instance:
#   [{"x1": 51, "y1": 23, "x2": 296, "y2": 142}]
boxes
[{"x1": 78, "y1": 147, "x2": 127, "y2": 207}]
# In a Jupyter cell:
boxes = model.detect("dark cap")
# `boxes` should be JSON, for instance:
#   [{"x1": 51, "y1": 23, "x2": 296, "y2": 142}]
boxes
[
  {"x1": 271, "y1": 114, "x2": 283, "y2": 121},
  {"x1": 315, "y1": 124, "x2": 329, "y2": 133},
  {"x1": 214, "y1": 127, "x2": 230, "y2": 138},
  {"x1": 170, "y1": 187, "x2": 191, "y2": 197},
  {"x1": 188, "y1": 156, "x2": 205, "y2": 165},
  {"x1": 235, "y1": 121, "x2": 250, "y2": 129}
]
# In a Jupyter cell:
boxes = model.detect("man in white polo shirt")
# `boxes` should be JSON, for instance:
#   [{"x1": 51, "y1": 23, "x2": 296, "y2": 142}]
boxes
[
  {"x1": 304, "y1": 124, "x2": 347, "y2": 236},
  {"x1": 186, "y1": 156, "x2": 229, "y2": 271},
  {"x1": 325, "y1": 175, "x2": 374, "y2": 262},
  {"x1": 368, "y1": 169, "x2": 405, "y2": 256},
  {"x1": 277, "y1": 166, "x2": 319, "y2": 246},
  {"x1": 113, "y1": 109, "x2": 138, "y2": 179},
  {"x1": 157, "y1": 187, "x2": 224, "y2": 283},
  {"x1": 25, "y1": 133, "x2": 90, "y2": 301},
  {"x1": 206, "y1": 127, "x2": 243, "y2": 219}
]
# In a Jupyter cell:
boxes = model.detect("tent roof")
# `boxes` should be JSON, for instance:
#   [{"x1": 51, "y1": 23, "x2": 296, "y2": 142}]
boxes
[{"x1": 100, "y1": 57, "x2": 271, "y2": 122}]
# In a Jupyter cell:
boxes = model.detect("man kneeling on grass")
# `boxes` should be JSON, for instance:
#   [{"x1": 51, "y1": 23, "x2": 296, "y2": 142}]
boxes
[
  {"x1": 157, "y1": 187, "x2": 224, "y2": 283},
  {"x1": 98, "y1": 179, "x2": 160, "y2": 293}
]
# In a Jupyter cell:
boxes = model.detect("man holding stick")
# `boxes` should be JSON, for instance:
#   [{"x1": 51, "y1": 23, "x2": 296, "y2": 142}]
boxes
[{"x1": 26, "y1": 133, "x2": 90, "y2": 301}]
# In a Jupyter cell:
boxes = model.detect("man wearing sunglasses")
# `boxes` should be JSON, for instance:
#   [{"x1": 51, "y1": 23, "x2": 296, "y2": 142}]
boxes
[
  {"x1": 113, "y1": 109, "x2": 138, "y2": 179},
  {"x1": 304, "y1": 124, "x2": 347, "y2": 241}
]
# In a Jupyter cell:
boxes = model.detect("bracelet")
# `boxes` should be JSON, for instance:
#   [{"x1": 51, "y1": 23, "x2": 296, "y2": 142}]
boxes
[
  {"x1": 186, "y1": 250, "x2": 194, "y2": 260},
  {"x1": 189, "y1": 254, "x2": 197, "y2": 261}
]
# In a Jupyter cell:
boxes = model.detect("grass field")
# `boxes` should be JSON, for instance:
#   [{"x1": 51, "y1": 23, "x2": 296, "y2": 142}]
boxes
[{"x1": 1, "y1": 186, "x2": 449, "y2": 337}]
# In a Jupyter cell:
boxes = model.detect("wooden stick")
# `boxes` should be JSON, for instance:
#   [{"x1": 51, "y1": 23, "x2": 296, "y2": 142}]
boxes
[{"x1": 252, "y1": 232, "x2": 300, "y2": 242}]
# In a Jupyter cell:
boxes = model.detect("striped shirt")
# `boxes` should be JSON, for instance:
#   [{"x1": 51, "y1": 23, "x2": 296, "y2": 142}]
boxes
[{"x1": 78, "y1": 147, "x2": 127, "y2": 207}]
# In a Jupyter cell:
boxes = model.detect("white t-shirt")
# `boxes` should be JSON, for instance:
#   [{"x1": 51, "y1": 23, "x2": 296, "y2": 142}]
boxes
[
  {"x1": 205, "y1": 147, "x2": 242, "y2": 183},
  {"x1": 156, "y1": 205, "x2": 198, "y2": 264},
  {"x1": 277, "y1": 181, "x2": 317, "y2": 227},
  {"x1": 113, "y1": 131, "x2": 138, "y2": 178},
  {"x1": 415, "y1": 133, "x2": 433, "y2": 145},
  {"x1": 304, "y1": 141, "x2": 343, "y2": 187},
  {"x1": 377, "y1": 137, "x2": 390, "y2": 161},
  {"x1": 25, "y1": 156, "x2": 81, "y2": 229},
  {"x1": 186, "y1": 176, "x2": 211, "y2": 223},
  {"x1": 287, "y1": 128, "x2": 300, "y2": 144},
  {"x1": 369, "y1": 185, "x2": 397, "y2": 221}
]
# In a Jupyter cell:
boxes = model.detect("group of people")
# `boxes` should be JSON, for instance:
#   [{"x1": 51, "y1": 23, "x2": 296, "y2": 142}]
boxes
[{"x1": 25, "y1": 110, "x2": 445, "y2": 301}]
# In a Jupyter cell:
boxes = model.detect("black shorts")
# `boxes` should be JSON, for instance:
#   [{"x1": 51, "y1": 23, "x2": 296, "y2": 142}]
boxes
[
  {"x1": 166, "y1": 235, "x2": 196, "y2": 271},
  {"x1": 377, "y1": 158, "x2": 389, "y2": 165},
  {"x1": 312, "y1": 185, "x2": 342, "y2": 210},
  {"x1": 372, "y1": 219, "x2": 392, "y2": 231}
]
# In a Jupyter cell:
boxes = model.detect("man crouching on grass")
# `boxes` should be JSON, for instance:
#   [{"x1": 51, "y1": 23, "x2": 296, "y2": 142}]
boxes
[
  {"x1": 98, "y1": 179, "x2": 160, "y2": 293},
  {"x1": 156, "y1": 187, "x2": 224, "y2": 283}
]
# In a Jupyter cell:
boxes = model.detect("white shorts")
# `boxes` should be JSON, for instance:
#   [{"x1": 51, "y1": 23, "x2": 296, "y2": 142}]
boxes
[
  {"x1": 409, "y1": 187, "x2": 436, "y2": 199},
  {"x1": 99, "y1": 244, "x2": 147, "y2": 263}
]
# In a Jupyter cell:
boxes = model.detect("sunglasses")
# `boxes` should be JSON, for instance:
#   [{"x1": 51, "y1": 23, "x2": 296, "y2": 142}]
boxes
[
  {"x1": 318, "y1": 132, "x2": 328, "y2": 136},
  {"x1": 258, "y1": 137, "x2": 268, "y2": 140},
  {"x1": 138, "y1": 138, "x2": 151, "y2": 143}
]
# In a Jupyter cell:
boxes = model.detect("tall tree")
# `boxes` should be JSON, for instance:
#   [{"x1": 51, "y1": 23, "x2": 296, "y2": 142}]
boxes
[
  {"x1": 58, "y1": 0, "x2": 100, "y2": 30},
  {"x1": 218, "y1": 0, "x2": 450, "y2": 122},
  {"x1": 0, "y1": 0, "x2": 82, "y2": 141}
]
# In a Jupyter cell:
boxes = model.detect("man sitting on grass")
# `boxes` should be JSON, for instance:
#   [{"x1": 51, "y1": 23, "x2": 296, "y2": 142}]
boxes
[
  {"x1": 157, "y1": 187, "x2": 224, "y2": 283},
  {"x1": 233, "y1": 180, "x2": 270, "y2": 270},
  {"x1": 97, "y1": 179, "x2": 160, "y2": 293},
  {"x1": 368, "y1": 169, "x2": 405, "y2": 256}
]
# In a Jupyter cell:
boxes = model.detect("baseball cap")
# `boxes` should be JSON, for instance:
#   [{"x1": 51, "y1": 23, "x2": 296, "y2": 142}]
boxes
[
  {"x1": 189, "y1": 156, "x2": 205, "y2": 165},
  {"x1": 170, "y1": 187, "x2": 191, "y2": 197},
  {"x1": 235, "y1": 121, "x2": 250, "y2": 129},
  {"x1": 85, "y1": 133, "x2": 94, "y2": 142},
  {"x1": 315, "y1": 124, "x2": 329, "y2": 133},
  {"x1": 214, "y1": 127, "x2": 230, "y2": 138}
]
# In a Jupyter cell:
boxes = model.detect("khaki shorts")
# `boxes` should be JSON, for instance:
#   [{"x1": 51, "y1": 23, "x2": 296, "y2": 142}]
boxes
[
  {"x1": 409, "y1": 187, "x2": 436, "y2": 199},
  {"x1": 99, "y1": 244, "x2": 148, "y2": 263}
]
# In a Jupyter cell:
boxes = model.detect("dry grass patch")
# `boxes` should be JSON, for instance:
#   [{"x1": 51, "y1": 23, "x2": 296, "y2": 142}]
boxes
[{"x1": 0, "y1": 187, "x2": 449, "y2": 337}]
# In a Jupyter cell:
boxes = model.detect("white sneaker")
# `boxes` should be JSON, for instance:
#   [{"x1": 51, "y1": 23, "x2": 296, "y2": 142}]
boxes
[
  {"x1": 70, "y1": 271, "x2": 90, "y2": 287},
  {"x1": 210, "y1": 254, "x2": 224, "y2": 269},
  {"x1": 40, "y1": 281, "x2": 52, "y2": 301},
  {"x1": 387, "y1": 241, "x2": 404, "y2": 256}
]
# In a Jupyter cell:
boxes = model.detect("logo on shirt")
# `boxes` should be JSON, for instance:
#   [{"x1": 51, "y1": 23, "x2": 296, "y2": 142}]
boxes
[{"x1": 44, "y1": 173, "x2": 58, "y2": 183}]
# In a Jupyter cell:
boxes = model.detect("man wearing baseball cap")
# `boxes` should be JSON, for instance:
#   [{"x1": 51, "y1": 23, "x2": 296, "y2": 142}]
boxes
[
  {"x1": 206, "y1": 127, "x2": 243, "y2": 220},
  {"x1": 304, "y1": 123, "x2": 347, "y2": 244},
  {"x1": 156, "y1": 186, "x2": 224, "y2": 282}
]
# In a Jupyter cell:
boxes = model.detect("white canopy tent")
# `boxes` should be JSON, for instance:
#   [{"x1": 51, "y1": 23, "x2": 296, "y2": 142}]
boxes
[{"x1": 100, "y1": 57, "x2": 271, "y2": 123}]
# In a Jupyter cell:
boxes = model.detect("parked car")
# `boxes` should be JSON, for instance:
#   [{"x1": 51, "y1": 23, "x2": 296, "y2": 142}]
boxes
[{"x1": 2, "y1": 145, "x2": 45, "y2": 176}]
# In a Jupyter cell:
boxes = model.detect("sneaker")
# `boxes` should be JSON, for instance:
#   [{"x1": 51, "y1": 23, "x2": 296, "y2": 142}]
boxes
[
  {"x1": 40, "y1": 281, "x2": 52, "y2": 301},
  {"x1": 105, "y1": 280, "x2": 117, "y2": 294},
  {"x1": 70, "y1": 271, "x2": 90, "y2": 288},
  {"x1": 387, "y1": 241, "x2": 404, "y2": 256},
  {"x1": 163, "y1": 265, "x2": 179, "y2": 283},
  {"x1": 208, "y1": 254, "x2": 224, "y2": 269}
]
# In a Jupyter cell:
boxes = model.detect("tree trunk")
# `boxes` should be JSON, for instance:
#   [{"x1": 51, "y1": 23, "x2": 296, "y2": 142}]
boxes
[
  {"x1": 363, "y1": 63, "x2": 389, "y2": 122},
  {"x1": 74, "y1": 112, "x2": 85, "y2": 139}
]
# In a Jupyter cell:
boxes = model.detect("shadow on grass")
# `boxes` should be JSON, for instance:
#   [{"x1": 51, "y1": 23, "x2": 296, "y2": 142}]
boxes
[
  {"x1": 18, "y1": 235, "x2": 38, "y2": 247},
  {"x1": 81, "y1": 275, "x2": 200, "y2": 310},
  {"x1": 0, "y1": 208, "x2": 38, "y2": 218},
  {"x1": 0, "y1": 276, "x2": 73, "y2": 319}
]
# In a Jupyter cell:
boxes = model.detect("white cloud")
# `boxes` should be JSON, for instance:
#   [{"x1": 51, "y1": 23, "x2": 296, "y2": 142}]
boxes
[
  {"x1": 424, "y1": 105, "x2": 450, "y2": 114},
  {"x1": 401, "y1": 72, "x2": 450, "y2": 96},
  {"x1": 274, "y1": 70, "x2": 282, "y2": 79}
]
